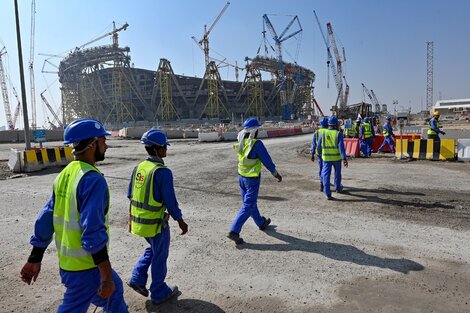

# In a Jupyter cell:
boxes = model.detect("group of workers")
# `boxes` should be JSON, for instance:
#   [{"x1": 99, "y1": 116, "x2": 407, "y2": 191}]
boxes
[{"x1": 19, "y1": 111, "x2": 446, "y2": 311}]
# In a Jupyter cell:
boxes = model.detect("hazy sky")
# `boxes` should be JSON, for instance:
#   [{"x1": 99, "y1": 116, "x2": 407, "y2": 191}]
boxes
[{"x1": 1, "y1": 0, "x2": 469, "y2": 129}]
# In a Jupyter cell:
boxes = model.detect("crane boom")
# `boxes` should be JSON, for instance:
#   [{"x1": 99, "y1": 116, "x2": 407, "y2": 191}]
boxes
[
  {"x1": 40, "y1": 90, "x2": 62, "y2": 127},
  {"x1": 78, "y1": 22, "x2": 129, "y2": 50},
  {"x1": 362, "y1": 83, "x2": 377, "y2": 111},
  {"x1": 0, "y1": 47, "x2": 15, "y2": 130},
  {"x1": 370, "y1": 89, "x2": 381, "y2": 113},
  {"x1": 327, "y1": 22, "x2": 344, "y2": 108}
]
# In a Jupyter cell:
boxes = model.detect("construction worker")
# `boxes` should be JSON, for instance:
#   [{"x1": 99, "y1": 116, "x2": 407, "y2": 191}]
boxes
[
  {"x1": 378, "y1": 116, "x2": 396, "y2": 153},
  {"x1": 343, "y1": 119, "x2": 356, "y2": 138},
  {"x1": 311, "y1": 117, "x2": 329, "y2": 191},
  {"x1": 228, "y1": 117, "x2": 282, "y2": 244},
  {"x1": 127, "y1": 129, "x2": 188, "y2": 304},
  {"x1": 427, "y1": 111, "x2": 446, "y2": 141},
  {"x1": 317, "y1": 116, "x2": 348, "y2": 200},
  {"x1": 359, "y1": 116, "x2": 375, "y2": 157},
  {"x1": 20, "y1": 118, "x2": 128, "y2": 312},
  {"x1": 354, "y1": 117, "x2": 362, "y2": 138}
]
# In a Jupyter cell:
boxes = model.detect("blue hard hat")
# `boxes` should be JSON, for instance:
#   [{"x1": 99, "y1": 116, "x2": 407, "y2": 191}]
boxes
[
  {"x1": 320, "y1": 117, "x2": 328, "y2": 127},
  {"x1": 243, "y1": 117, "x2": 262, "y2": 129},
  {"x1": 364, "y1": 117, "x2": 370, "y2": 122},
  {"x1": 386, "y1": 116, "x2": 391, "y2": 120},
  {"x1": 328, "y1": 116, "x2": 338, "y2": 126},
  {"x1": 140, "y1": 129, "x2": 170, "y2": 146},
  {"x1": 64, "y1": 118, "x2": 111, "y2": 144}
]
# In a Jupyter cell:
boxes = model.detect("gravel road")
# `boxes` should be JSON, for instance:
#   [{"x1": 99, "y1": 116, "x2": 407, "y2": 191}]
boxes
[{"x1": 1, "y1": 134, "x2": 469, "y2": 313}]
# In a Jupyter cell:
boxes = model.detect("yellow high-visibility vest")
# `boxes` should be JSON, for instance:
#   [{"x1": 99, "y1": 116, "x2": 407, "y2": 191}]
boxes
[{"x1": 234, "y1": 139, "x2": 262, "y2": 177}]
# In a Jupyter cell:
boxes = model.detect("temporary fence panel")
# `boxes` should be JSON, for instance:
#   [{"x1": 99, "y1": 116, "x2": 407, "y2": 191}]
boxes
[{"x1": 457, "y1": 139, "x2": 470, "y2": 161}]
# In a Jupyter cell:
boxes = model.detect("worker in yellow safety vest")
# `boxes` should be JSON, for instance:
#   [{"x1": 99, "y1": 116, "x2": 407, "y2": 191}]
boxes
[
  {"x1": 427, "y1": 111, "x2": 446, "y2": 141},
  {"x1": 20, "y1": 118, "x2": 128, "y2": 312},
  {"x1": 228, "y1": 117, "x2": 282, "y2": 244},
  {"x1": 127, "y1": 129, "x2": 188, "y2": 305},
  {"x1": 359, "y1": 117, "x2": 375, "y2": 157}
]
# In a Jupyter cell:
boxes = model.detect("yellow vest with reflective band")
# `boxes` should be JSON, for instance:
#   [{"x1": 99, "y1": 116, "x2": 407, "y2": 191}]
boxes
[
  {"x1": 382, "y1": 123, "x2": 390, "y2": 136},
  {"x1": 130, "y1": 160, "x2": 166, "y2": 238},
  {"x1": 53, "y1": 160, "x2": 109, "y2": 271},
  {"x1": 234, "y1": 139, "x2": 262, "y2": 177},
  {"x1": 363, "y1": 122, "x2": 372, "y2": 138},
  {"x1": 344, "y1": 127, "x2": 356, "y2": 137},
  {"x1": 321, "y1": 129, "x2": 342, "y2": 162},
  {"x1": 314, "y1": 128, "x2": 328, "y2": 156},
  {"x1": 427, "y1": 119, "x2": 440, "y2": 135}
]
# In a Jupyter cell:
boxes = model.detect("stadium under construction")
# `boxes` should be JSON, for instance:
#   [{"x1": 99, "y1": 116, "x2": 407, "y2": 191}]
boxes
[{"x1": 57, "y1": 43, "x2": 315, "y2": 127}]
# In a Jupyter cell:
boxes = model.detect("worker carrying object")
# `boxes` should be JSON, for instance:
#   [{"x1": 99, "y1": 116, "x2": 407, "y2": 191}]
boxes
[
  {"x1": 317, "y1": 116, "x2": 349, "y2": 200},
  {"x1": 127, "y1": 129, "x2": 188, "y2": 304},
  {"x1": 20, "y1": 118, "x2": 129, "y2": 312},
  {"x1": 359, "y1": 117, "x2": 375, "y2": 157},
  {"x1": 427, "y1": 111, "x2": 446, "y2": 141},
  {"x1": 377, "y1": 116, "x2": 396, "y2": 153},
  {"x1": 311, "y1": 117, "x2": 329, "y2": 191},
  {"x1": 228, "y1": 118, "x2": 282, "y2": 244}
]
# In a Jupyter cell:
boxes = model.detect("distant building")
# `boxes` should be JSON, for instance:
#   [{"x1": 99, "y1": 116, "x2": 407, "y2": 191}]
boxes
[{"x1": 433, "y1": 99, "x2": 470, "y2": 116}]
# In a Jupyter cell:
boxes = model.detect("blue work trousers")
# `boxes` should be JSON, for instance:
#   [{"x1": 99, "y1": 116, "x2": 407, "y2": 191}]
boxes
[
  {"x1": 322, "y1": 160, "x2": 342, "y2": 197},
  {"x1": 360, "y1": 138, "x2": 373, "y2": 157},
  {"x1": 129, "y1": 226, "x2": 172, "y2": 303},
  {"x1": 58, "y1": 268, "x2": 128, "y2": 313},
  {"x1": 230, "y1": 175, "x2": 264, "y2": 234},
  {"x1": 378, "y1": 136, "x2": 395, "y2": 153},
  {"x1": 317, "y1": 157, "x2": 323, "y2": 183}
]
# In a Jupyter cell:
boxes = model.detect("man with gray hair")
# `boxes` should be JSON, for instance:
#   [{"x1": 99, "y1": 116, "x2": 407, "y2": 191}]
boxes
[{"x1": 228, "y1": 118, "x2": 282, "y2": 244}]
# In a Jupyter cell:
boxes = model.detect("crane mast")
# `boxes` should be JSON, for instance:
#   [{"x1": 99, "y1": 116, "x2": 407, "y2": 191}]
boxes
[
  {"x1": 0, "y1": 47, "x2": 15, "y2": 130},
  {"x1": 326, "y1": 22, "x2": 346, "y2": 109},
  {"x1": 29, "y1": 0, "x2": 36, "y2": 129}
]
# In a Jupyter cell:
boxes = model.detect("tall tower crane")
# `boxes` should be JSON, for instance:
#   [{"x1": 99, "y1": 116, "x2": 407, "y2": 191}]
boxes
[
  {"x1": 29, "y1": 0, "x2": 37, "y2": 129},
  {"x1": 361, "y1": 83, "x2": 379, "y2": 114},
  {"x1": 195, "y1": 1, "x2": 230, "y2": 68},
  {"x1": 0, "y1": 47, "x2": 15, "y2": 130},
  {"x1": 262, "y1": 14, "x2": 303, "y2": 119}
]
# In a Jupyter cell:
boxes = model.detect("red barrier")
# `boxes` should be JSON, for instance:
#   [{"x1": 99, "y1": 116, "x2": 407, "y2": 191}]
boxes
[
  {"x1": 267, "y1": 130, "x2": 281, "y2": 137},
  {"x1": 344, "y1": 138, "x2": 360, "y2": 157},
  {"x1": 372, "y1": 134, "x2": 421, "y2": 152}
]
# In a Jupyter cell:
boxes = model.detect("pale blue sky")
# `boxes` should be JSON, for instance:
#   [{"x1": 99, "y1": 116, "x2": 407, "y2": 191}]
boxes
[{"x1": 1, "y1": 0, "x2": 469, "y2": 128}]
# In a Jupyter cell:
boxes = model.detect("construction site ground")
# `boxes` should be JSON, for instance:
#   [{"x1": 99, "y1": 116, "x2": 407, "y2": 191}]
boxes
[{"x1": 0, "y1": 134, "x2": 469, "y2": 313}]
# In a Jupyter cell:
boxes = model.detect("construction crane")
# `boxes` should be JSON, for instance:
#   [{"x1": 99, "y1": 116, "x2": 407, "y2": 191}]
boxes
[
  {"x1": 262, "y1": 14, "x2": 303, "y2": 119},
  {"x1": 40, "y1": 90, "x2": 62, "y2": 128},
  {"x1": 194, "y1": 1, "x2": 230, "y2": 68},
  {"x1": 326, "y1": 22, "x2": 348, "y2": 109},
  {"x1": 370, "y1": 89, "x2": 382, "y2": 113},
  {"x1": 361, "y1": 83, "x2": 379, "y2": 114},
  {"x1": 29, "y1": 0, "x2": 37, "y2": 129},
  {"x1": 0, "y1": 47, "x2": 15, "y2": 130}
]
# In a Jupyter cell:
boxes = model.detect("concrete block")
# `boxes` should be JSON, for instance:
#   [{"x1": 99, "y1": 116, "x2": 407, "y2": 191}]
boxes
[{"x1": 457, "y1": 139, "x2": 470, "y2": 161}]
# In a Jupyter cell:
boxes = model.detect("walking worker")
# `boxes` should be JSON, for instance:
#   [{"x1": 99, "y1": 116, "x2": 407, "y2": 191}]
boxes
[
  {"x1": 427, "y1": 111, "x2": 446, "y2": 141},
  {"x1": 20, "y1": 118, "x2": 128, "y2": 312},
  {"x1": 378, "y1": 116, "x2": 396, "y2": 153},
  {"x1": 317, "y1": 116, "x2": 349, "y2": 200},
  {"x1": 127, "y1": 129, "x2": 188, "y2": 305},
  {"x1": 228, "y1": 117, "x2": 282, "y2": 244},
  {"x1": 311, "y1": 117, "x2": 329, "y2": 191},
  {"x1": 359, "y1": 116, "x2": 375, "y2": 157},
  {"x1": 354, "y1": 117, "x2": 362, "y2": 138}
]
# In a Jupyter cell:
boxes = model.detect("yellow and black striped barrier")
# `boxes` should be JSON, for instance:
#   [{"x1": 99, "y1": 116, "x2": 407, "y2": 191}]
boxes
[
  {"x1": 396, "y1": 139, "x2": 456, "y2": 161},
  {"x1": 23, "y1": 146, "x2": 74, "y2": 172}
]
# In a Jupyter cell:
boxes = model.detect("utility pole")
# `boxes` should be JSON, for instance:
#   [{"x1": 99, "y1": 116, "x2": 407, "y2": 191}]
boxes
[
  {"x1": 426, "y1": 41, "x2": 434, "y2": 113},
  {"x1": 14, "y1": 0, "x2": 31, "y2": 149}
]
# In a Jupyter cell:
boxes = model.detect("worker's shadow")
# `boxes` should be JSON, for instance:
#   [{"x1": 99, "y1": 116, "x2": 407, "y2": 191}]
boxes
[
  {"x1": 334, "y1": 186, "x2": 454, "y2": 210},
  {"x1": 145, "y1": 298, "x2": 225, "y2": 313},
  {"x1": 239, "y1": 226, "x2": 424, "y2": 274}
]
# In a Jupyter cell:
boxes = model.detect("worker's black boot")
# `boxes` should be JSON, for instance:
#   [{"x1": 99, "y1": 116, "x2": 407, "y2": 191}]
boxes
[
  {"x1": 320, "y1": 183, "x2": 324, "y2": 192},
  {"x1": 227, "y1": 231, "x2": 244, "y2": 244}
]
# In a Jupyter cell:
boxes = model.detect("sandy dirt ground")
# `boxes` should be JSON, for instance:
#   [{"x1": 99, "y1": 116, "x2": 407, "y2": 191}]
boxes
[{"x1": 0, "y1": 134, "x2": 470, "y2": 313}]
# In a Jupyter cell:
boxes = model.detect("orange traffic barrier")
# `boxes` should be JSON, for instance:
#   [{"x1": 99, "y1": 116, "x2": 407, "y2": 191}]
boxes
[{"x1": 344, "y1": 138, "x2": 360, "y2": 157}]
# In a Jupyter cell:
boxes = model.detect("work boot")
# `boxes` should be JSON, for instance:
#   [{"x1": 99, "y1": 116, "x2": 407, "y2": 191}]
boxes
[
  {"x1": 320, "y1": 183, "x2": 324, "y2": 192},
  {"x1": 127, "y1": 281, "x2": 149, "y2": 297},
  {"x1": 152, "y1": 285, "x2": 180, "y2": 305},
  {"x1": 259, "y1": 217, "x2": 271, "y2": 231},
  {"x1": 336, "y1": 185, "x2": 344, "y2": 193},
  {"x1": 227, "y1": 231, "x2": 245, "y2": 244},
  {"x1": 325, "y1": 194, "x2": 333, "y2": 200}
]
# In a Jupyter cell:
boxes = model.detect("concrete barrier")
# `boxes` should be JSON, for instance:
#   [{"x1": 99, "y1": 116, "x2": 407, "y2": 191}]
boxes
[
  {"x1": 8, "y1": 146, "x2": 74, "y2": 173},
  {"x1": 457, "y1": 139, "x2": 470, "y2": 161},
  {"x1": 221, "y1": 132, "x2": 238, "y2": 141},
  {"x1": 198, "y1": 132, "x2": 220, "y2": 142},
  {"x1": 344, "y1": 138, "x2": 361, "y2": 157},
  {"x1": 395, "y1": 139, "x2": 456, "y2": 161}
]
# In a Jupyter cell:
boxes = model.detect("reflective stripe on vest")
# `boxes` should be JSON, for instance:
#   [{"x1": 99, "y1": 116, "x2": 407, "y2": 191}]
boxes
[
  {"x1": 234, "y1": 139, "x2": 262, "y2": 177},
  {"x1": 382, "y1": 123, "x2": 390, "y2": 137},
  {"x1": 321, "y1": 129, "x2": 342, "y2": 162},
  {"x1": 363, "y1": 122, "x2": 372, "y2": 138},
  {"x1": 427, "y1": 119, "x2": 440, "y2": 135},
  {"x1": 314, "y1": 128, "x2": 327, "y2": 156},
  {"x1": 53, "y1": 160, "x2": 109, "y2": 271},
  {"x1": 130, "y1": 160, "x2": 166, "y2": 238}
]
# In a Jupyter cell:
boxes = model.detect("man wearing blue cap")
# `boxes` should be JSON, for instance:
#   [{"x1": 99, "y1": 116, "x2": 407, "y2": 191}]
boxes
[
  {"x1": 377, "y1": 116, "x2": 396, "y2": 153},
  {"x1": 311, "y1": 117, "x2": 329, "y2": 191},
  {"x1": 228, "y1": 118, "x2": 282, "y2": 244},
  {"x1": 20, "y1": 118, "x2": 128, "y2": 312},
  {"x1": 317, "y1": 116, "x2": 349, "y2": 200},
  {"x1": 359, "y1": 117, "x2": 375, "y2": 157},
  {"x1": 127, "y1": 129, "x2": 188, "y2": 305}
]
